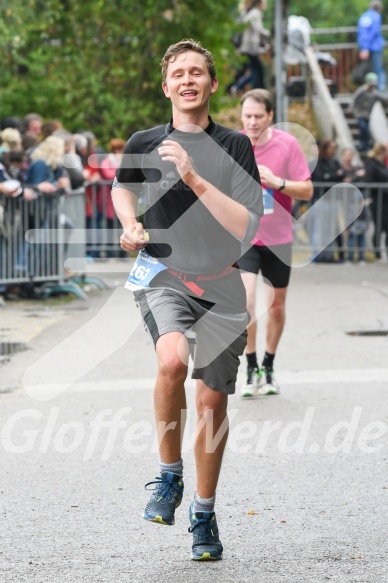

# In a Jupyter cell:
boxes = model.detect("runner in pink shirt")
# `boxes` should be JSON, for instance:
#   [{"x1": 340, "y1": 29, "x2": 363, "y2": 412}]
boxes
[{"x1": 238, "y1": 89, "x2": 313, "y2": 396}]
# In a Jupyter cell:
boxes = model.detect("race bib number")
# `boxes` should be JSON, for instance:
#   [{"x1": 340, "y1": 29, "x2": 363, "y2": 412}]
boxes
[
  {"x1": 263, "y1": 188, "x2": 274, "y2": 215},
  {"x1": 125, "y1": 249, "x2": 168, "y2": 291}
]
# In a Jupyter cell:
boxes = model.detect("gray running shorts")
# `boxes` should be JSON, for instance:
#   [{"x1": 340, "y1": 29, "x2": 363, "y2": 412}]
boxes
[{"x1": 134, "y1": 287, "x2": 249, "y2": 395}]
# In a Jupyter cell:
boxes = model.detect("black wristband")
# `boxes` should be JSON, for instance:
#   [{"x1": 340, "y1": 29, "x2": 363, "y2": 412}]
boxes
[{"x1": 278, "y1": 178, "x2": 286, "y2": 191}]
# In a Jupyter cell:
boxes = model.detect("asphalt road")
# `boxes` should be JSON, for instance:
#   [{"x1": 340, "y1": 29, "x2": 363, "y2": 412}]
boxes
[{"x1": 1, "y1": 260, "x2": 388, "y2": 582}]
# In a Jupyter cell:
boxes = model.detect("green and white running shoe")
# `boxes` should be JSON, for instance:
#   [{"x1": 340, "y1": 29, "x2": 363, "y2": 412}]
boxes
[
  {"x1": 257, "y1": 368, "x2": 280, "y2": 395},
  {"x1": 240, "y1": 367, "x2": 262, "y2": 398}
]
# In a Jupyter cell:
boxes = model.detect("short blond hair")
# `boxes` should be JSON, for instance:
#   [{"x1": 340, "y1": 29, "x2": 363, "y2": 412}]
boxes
[
  {"x1": 30, "y1": 136, "x2": 65, "y2": 169},
  {"x1": 0, "y1": 128, "x2": 22, "y2": 150}
]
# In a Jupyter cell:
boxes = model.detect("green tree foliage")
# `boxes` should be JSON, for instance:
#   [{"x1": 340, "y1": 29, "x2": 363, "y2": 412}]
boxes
[
  {"x1": 0, "y1": 0, "x2": 238, "y2": 145},
  {"x1": 0, "y1": 1, "x2": 373, "y2": 145}
]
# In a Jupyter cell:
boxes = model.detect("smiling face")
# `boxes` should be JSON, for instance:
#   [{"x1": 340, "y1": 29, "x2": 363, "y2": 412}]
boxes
[
  {"x1": 240, "y1": 97, "x2": 273, "y2": 144},
  {"x1": 162, "y1": 50, "x2": 218, "y2": 120}
]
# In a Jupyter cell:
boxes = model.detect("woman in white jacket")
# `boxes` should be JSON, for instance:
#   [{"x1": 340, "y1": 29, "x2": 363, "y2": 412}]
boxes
[{"x1": 235, "y1": 0, "x2": 270, "y2": 90}]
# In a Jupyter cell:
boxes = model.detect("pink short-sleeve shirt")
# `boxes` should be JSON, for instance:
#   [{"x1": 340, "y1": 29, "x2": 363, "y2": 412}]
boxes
[{"x1": 241, "y1": 128, "x2": 311, "y2": 247}]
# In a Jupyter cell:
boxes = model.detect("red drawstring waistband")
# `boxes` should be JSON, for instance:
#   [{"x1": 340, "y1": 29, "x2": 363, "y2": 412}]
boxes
[{"x1": 167, "y1": 264, "x2": 237, "y2": 297}]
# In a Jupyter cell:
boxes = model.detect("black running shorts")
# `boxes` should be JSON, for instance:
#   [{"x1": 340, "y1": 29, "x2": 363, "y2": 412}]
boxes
[{"x1": 237, "y1": 243, "x2": 292, "y2": 288}]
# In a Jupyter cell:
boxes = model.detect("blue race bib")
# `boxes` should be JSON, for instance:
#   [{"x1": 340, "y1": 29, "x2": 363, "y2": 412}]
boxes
[
  {"x1": 125, "y1": 249, "x2": 168, "y2": 291},
  {"x1": 263, "y1": 188, "x2": 274, "y2": 215}
]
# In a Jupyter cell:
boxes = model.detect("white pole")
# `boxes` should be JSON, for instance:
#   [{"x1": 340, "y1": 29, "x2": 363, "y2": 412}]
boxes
[{"x1": 274, "y1": 0, "x2": 287, "y2": 123}]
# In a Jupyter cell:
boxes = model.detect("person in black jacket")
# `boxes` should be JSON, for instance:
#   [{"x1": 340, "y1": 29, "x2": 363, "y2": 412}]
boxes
[
  {"x1": 309, "y1": 139, "x2": 345, "y2": 262},
  {"x1": 364, "y1": 142, "x2": 388, "y2": 261}
]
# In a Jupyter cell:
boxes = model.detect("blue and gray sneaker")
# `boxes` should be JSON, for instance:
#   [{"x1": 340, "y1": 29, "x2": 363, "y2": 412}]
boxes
[
  {"x1": 143, "y1": 472, "x2": 184, "y2": 525},
  {"x1": 188, "y1": 502, "x2": 223, "y2": 560}
]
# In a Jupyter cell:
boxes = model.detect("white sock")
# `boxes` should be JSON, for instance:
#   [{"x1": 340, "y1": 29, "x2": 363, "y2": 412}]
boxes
[
  {"x1": 159, "y1": 458, "x2": 183, "y2": 477},
  {"x1": 193, "y1": 491, "x2": 215, "y2": 513}
]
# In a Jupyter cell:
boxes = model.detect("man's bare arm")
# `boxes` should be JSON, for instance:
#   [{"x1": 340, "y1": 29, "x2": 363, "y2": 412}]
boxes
[
  {"x1": 111, "y1": 186, "x2": 147, "y2": 252},
  {"x1": 257, "y1": 164, "x2": 313, "y2": 201}
]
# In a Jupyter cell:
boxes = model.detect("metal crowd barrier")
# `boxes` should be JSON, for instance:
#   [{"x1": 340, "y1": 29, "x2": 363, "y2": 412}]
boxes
[
  {"x1": 1, "y1": 181, "x2": 387, "y2": 298},
  {"x1": 293, "y1": 181, "x2": 388, "y2": 262},
  {"x1": 0, "y1": 188, "x2": 90, "y2": 299},
  {"x1": 83, "y1": 180, "x2": 126, "y2": 258},
  {"x1": 86, "y1": 180, "x2": 388, "y2": 262}
]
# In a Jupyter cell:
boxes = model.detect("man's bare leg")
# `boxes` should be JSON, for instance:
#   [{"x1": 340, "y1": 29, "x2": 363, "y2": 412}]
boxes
[
  {"x1": 257, "y1": 284, "x2": 288, "y2": 394},
  {"x1": 154, "y1": 331, "x2": 189, "y2": 462},
  {"x1": 143, "y1": 331, "x2": 188, "y2": 525},
  {"x1": 194, "y1": 380, "x2": 229, "y2": 498},
  {"x1": 240, "y1": 272, "x2": 261, "y2": 394},
  {"x1": 242, "y1": 272, "x2": 258, "y2": 353},
  {"x1": 263, "y1": 284, "x2": 287, "y2": 355}
]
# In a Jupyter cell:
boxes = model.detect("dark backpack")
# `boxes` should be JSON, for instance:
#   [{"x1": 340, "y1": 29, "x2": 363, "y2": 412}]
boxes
[{"x1": 351, "y1": 60, "x2": 373, "y2": 86}]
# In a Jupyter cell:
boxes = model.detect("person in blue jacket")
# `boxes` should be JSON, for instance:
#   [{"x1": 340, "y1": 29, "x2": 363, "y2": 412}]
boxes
[{"x1": 358, "y1": 0, "x2": 386, "y2": 91}]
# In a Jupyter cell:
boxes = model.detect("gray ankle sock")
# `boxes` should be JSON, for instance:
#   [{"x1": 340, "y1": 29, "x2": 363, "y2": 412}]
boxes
[
  {"x1": 193, "y1": 491, "x2": 215, "y2": 513},
  {"x1": 159, "y1": 459, "x2": 183, "y2": 477}
]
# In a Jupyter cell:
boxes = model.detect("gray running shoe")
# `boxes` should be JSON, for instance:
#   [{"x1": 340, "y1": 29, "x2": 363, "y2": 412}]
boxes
[
  {"x1": 143, "y1": 472, "x2": 184, "y2": 525},
  {"x1": 188, "y1": 502, "x2": 223, "y2": 560}
]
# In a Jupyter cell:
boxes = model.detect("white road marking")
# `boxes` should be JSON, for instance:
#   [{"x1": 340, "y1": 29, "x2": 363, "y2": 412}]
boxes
[{"x1": 25, "y1": 368, "x2": 388, "y2": 396}]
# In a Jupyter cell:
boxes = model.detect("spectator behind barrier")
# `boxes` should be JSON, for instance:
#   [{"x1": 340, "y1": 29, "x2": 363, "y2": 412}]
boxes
[
  {"x1": 22, "y1": 133, "x2": 39, "y2": 164},
  {"x1": 0, "y1": 157, "x2": 22, "y2": 197},
  {"x1": 79, "y1": 131, "x2": 103, "y2": 257},
  {"x1": 41, "y1": 120, "x2": 63, "y2": 141},
  {"x1": 0, "y1": 152, "x2": 35, "y2": 298},
  {"x1": 309, "y1": 140, "x2": 345, "y2": 263},
  {"x1": 340, "y1": 147, "x2": 365, "y2": 183},
  {"x1": 98, "y1": 139, "x2": 126, "y2": 258},
  {"x1": 0, "y1": 148, "x2": 34, "y2": 200},
  {"x1": 27, "y1": 136, "x2": 70, "y2": 195},
  {"x1": 364, "y1": 142, "x2": 388, "y2": 261},
  {"x1": 99, "y1": 138, "x2": 125, "y2": 222},
  {"x1": 55, "y1": 130, "x2": 88, "y2": 190},
  {"x1": 73, "y1": 133, "x2": 88, "y2": 166},
  {"x1": 7, "y1": 150, "x2": 28, "y2": 183},
  {"x1": 339, "y1": 148, "x2": 368, "y2": 264},
  {"x1": 23, "y1": 136, "x2": 72, "y2": 278},
  {"x1": 23, "y1": 113, "x2": 43, "y2": 138},
  {"x1": 0, "y1": 128, "x2": 22, "y2": 158}
]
